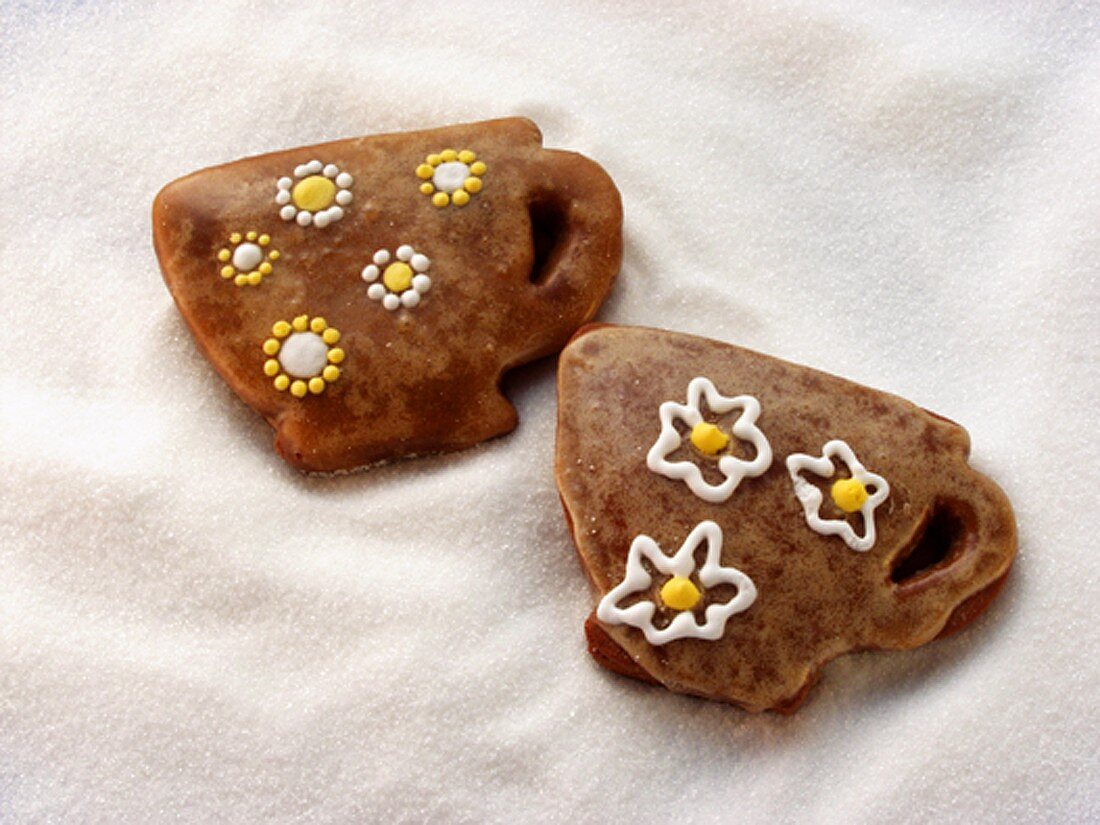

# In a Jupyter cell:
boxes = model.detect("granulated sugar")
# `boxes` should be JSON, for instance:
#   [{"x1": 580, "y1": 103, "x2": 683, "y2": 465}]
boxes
[{"x1": 0, "y1": 1, "x2": 1097, "y2": 821}]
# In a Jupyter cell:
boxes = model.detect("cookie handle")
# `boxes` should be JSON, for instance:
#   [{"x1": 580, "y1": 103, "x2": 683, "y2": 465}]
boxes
[
  {"x1": 517, "y1": 148, "x2": 623, "y2": 356},
  {"x1": 884, "y1": 470, "x2": 1016, "y2": 643}
]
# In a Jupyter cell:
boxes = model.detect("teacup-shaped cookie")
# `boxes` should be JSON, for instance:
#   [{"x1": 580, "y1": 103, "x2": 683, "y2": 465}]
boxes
[
  {"x1": 556, "y1": 325, "x2": 1017, "y2": 713},
  {"x1": 154, "y1": 118, "x2": 621, "y2": 473}
]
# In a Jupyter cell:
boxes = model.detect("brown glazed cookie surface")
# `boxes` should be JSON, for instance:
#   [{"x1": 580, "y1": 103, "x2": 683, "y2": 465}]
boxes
[
  {"x1": 556, "y1": 325, "x2": 1016, "y2": 713},
  {"x1": 153, "y1": 118, "x2": 621, "y2": 473}
]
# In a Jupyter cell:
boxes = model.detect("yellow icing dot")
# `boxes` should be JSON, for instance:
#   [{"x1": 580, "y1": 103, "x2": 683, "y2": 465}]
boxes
[
  {"x1": 263, "y1": 359, "x2": 280, "y2": 376},
  {"x1": 234, "y1": 274, "x2": 248, "y2": 286},
  {"x1": 310, "y1": 317, "x2": 327, "y2": 333},
  {"x1": 269, "y1": 250, "x2": 281, "y2": 261},
  {"x1": 259, "y1": 262, "x2": 273, "y2": 275},
  {"x1": 258, "y1": 234, "x2": 270, "y2": 246},
  {"x1": 247, "y1": 271, "x2": 262, "y2": 286},
  {"x1": 292, "y1": 315, "x2": 309, "y2": 332},
  {"x1": 292, "y1": 175, "x2": 337, "y2": 211},
  {"x1": 427, "y1": 153, "x2": 442, "y2": 166},
  {"x1": 419, "y1": 182, "x2": 435, "y2": 195},
  {"x1": 262, "y1": 338, "x2": 280, "y2": 355},
  {"x1": 217, "y1": 249, "x2": 231, "y2": 262},
  {"x1": 660, "y1": 576, "x2": 702, "y2": 612},
  {"x1": 322, "y1": 328, "x2": 341, "y2": 345},
  {"x1": 440, "y1": 149, "x2": 458, "y2": 162},
  {"x1": 274, "y1": 375, "x2": 290, "y2": 391},
  {"x1": 327, "y1": 347, "x2": 345, "y2": 363},
  {"x1": 246, "y1": 231, "x2": 257, "y2": 241},
  {"x1": 458, "y1": 150, "x2": 476, "y2": 164},
  {"x1": 290, "y1": 380, "x2": 307, "y2": 398},
  {"x1": 463, "y1": 176, "x2": 482, "y2": 194},
  {"x1": 831, "y1": 478, "x2": 869, "y2": 513},
  {"x1": 230, "y1": 232, "x2": 242, "y2": 244},
  {"x1": 416, "y1": 163, "x2": 435, "y2": 180},
  {"x1": 690, "y1": 422, "x2": 730, "y2": 455},
  {"x1": 322, "y1": 365, "x2": 340, "y2": 382},
  {"x1": 383, "y1": 262, "x2": 414, "y2": 292},
  {"x1": 470, "y1": 161, "x2": 487, "y2": 176},
  {"x1": 308, "y1": 377, "x2": 326, "y2": 394},
  {"x1": 272, "y1": 321, "x2": 291, "y2": 337},
  {"x1": 452, "y1": 190, "x2": 470, "y2": 206},
  {"x1": 432, "y1": 192, "x2": 450, "y2": 208},
  {"x1": 220, "y1": 265, "x2": 235, "y2": 279}
]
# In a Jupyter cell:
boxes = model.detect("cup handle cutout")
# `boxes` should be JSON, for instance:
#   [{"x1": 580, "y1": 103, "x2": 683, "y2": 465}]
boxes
[
  {"x1": 887, "y1": 475, "x2": 1016, "y2": 636},
  {"x1": 515, "y1": 149, "x2": 622, "y2": 353}
]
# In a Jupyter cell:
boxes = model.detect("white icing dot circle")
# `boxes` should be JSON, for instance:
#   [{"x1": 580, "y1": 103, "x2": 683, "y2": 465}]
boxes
[
  {"x1": 410, "y1": 254, "x2": 430, "y2": 272},
  {"x1": 277, "y1": 177, "x2": 293, "y2": 190},
  {"x1": 323, "y1": 163, "x2": 339, "y2": 178},
  {"x1": 232, "y1": 242, "x2": 263, "y2": 271},
  {"x1": 382, "y1": 294, "x2": 401, "y2": 311},
  {"x1": 280, "y1": 205, "x2": 297, "y2": 221},
  {"x1": 335, "y1": 189, "x2": 353, "y2": 206},
  {"x1": 278, "y1": 332, "x2": 328, "y2": 378},
  {"x1": 335, "y1": 172, "x2": 353, "y2": 188},
  {"x1": 412, "y1": 274, "x2": 431, "y2": 294},
  {"x1": 296, "y1": 211, "x2": 312, "y2": 226},
  {"x1": 432, "y1": 161, "x2": 469, "y2": 193},
  {"x1": 373, "y1": 249, "x2": 391, "y2": 265},
  {"x1": 313, "y1": 212, "x2": 330, "y2": 228},
  {"x1": 362, "y1": 264, "x2": 380, "y2": 282},
  {"x1": 367, "y1": 283, "x2": 386, "y2": 300},
  {"x1": 396, "y1": 244, "x2": 413, "y2": 261},
  {"x1": 402, "y1": 291, "x2": 421, "y2": 308}
]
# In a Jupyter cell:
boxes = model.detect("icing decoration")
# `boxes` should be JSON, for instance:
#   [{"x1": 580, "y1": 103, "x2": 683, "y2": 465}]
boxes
[
  {"x1": 596, "y1": 520, "x2": 757, "y2": 646},
  {"x1": 690, "y1": 422, "x2": 729, "y2": 455},
  {"x1": 262, "y1": 315, "x2": 344, "y2": 397},
  {"x1": 660, "y1": 576, "x2": 701, "y2": 611},
  {"x1": 646, "y1": 377, "x2": 773, "y2": 503},
  {"x1": 416, "y1": 148, "x2": 486, "y2": 207},
  {"x1": 362, "y1": 245, "x2": 432, "y2": 311},
  {"x1": 216, "y1": 231, "x2": 279, "y2": 287},
  {"x1": 786, "y1": 440, "x2": 890, "y2": 552},
  {"x1": 277, "y1": 160, "x2": 353, "y2": 228}
]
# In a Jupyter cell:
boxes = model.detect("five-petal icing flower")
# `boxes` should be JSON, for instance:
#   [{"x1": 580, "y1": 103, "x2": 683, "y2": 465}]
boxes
[
  {"x1": 596, "y1": 520, "x2": 757, "y2": 645},
  {"x1": 786, "y1": 439, "x2": 890, "y2": 552},
  {"x1": 646, "y1": 377, "x2": 773, "y2": 503}
]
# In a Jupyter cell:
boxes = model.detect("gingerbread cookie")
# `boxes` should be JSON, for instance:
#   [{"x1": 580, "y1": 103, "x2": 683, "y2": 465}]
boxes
[
  {"x1": 556, "y1": 325, "x2": 1016, "y2": 713},
  {"x1": 153, "y1": 118, "x2": 622, "y2": 473}
]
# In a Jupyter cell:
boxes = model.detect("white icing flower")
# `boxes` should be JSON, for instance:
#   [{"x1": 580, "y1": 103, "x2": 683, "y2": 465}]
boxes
[
  {"x1": 786, "y1": 440, "x2": 890, "y2": 552},
  {"x1": 362, "y1": 245, "x2": 432, "y2": 311},
  {"x1": 645, "y1": 377, "x2": 773, "y2": 503},
  {"x1": 596, "y1": 520, "x2": 757, "y2": 646},
  {"x1": 276, "y1": 160, "x2": 353, "y2": 228}
]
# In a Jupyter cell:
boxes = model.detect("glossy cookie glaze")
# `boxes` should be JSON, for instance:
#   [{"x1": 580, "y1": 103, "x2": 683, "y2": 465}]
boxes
[
  {"x1": 556, "y1": 325, "x2": 1016, "y2": 713},
  {"x1": 154, "y1": 118, "x2": 621, "y2": 473}
]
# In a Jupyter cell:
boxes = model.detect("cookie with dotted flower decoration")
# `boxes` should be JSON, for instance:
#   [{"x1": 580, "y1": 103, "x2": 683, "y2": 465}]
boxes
[
  {"x1": 153, "y1": 118, "x2": 621, "y2": 473},
  {"x1": 556, "y1": 325, "x2": 1017, "y2": 713}
]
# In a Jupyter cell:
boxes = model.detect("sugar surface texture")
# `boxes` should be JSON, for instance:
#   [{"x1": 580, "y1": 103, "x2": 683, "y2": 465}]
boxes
[{"x1": 1, "y1": 1, "x2": 1097, "y2": 822}]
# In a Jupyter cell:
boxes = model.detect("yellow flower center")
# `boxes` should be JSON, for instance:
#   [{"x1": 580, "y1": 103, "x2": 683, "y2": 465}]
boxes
[
  {"x1": 383, "y1": 261, "x2": 413, "y2": 292},
  {"x1": 660, "y1": 576, "x2": 702, "y2": 611},
  {"x1": 690, "y1": 422, "x2": 730, "y2": 455},
  {"x1": 292, "y1": 175, "x2": 336, "y2": 211},
  {"x1": 831, "y1": 477, "x2": 868, "y2": 513}
]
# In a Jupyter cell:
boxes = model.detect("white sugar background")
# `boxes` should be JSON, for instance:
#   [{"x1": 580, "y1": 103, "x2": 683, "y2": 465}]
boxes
[{"x1": 0, "y1": 1, "x2": 1097, "y2": 822}]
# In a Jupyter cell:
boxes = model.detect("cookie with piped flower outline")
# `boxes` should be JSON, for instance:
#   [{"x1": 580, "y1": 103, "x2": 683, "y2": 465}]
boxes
[
  {"x1": 557, "y1": 324, "x2": 1017, "y2": 713},
  {"x1": 153, "y1": 118, "x2": 622, "y2": 473}
]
